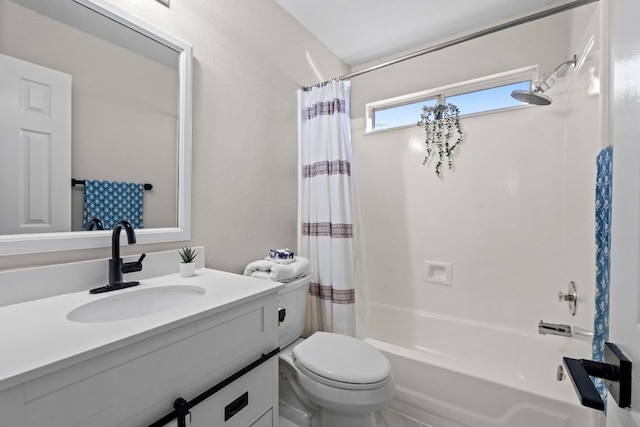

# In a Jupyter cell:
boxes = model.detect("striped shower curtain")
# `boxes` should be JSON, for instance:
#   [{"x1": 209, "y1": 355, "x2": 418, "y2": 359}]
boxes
[{"x1": 297, "y1": 80, "x2": 367, "y2": 337}]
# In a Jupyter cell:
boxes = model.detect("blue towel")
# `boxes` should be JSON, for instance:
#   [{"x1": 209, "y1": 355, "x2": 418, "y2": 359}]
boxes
[
  {"x1": 83, "y1": 180, "x2": 144, "y2": 230},
  {"x1": 592, "y1": 146, "x2": 613, "y2": 405}
]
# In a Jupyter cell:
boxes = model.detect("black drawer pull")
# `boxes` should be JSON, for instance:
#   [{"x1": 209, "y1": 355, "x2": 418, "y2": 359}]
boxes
[{"x1": 225, "y1": 392, "x2": 249, "y2": 421}]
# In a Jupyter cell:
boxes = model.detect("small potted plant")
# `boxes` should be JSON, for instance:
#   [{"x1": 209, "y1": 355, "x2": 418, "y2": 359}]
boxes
[{"x1": 178, "y1": 246, "x2": 198, "y2": 278}]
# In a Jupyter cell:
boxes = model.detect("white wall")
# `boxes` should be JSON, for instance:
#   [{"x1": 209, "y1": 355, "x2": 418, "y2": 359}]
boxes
[
  {"x1": 352, "y1": 5, "x2": 602, "y2": 333},
  {"x1": 0, "y1": 0, "x2": 348, "y2": 272}
]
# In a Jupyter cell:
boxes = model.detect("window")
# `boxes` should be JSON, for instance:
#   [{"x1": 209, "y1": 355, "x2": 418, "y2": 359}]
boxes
[
  {"x1": 444, "y1": 81, "x2": 530, "y2": 116},
  {"x1": 373, "y1": 98, "x2": 438, "y2": 130},
  {"x1": 366, "y1": 67, "x2": 535, "y2": 133}
]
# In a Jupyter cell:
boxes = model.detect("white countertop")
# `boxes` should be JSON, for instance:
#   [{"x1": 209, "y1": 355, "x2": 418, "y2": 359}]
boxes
[{"x1": 0, "y1": 268, "x2": 283, "y2": 393}]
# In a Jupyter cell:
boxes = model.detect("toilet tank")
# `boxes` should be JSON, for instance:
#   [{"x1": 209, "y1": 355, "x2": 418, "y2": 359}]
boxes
[{"x1": 278, "y1": 275, "x2": 312, "y2": 348}]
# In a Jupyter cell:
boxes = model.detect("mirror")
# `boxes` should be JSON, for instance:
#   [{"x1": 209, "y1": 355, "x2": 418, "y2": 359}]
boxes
[{"x1": 0, "y1": 0, "x2": 192, "y2": 255}]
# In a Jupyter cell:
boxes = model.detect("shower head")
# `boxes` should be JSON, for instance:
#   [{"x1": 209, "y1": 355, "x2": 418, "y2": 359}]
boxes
[
  {"x1": 511, "y1": 89, "x2": 552, "y2": 106},
  {"x1": 511, "y1": 55, "x2": 577, "y2": 106}
]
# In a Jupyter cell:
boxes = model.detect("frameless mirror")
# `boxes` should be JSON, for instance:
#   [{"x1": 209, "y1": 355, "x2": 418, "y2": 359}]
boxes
[{"x1": 0, "y1": 0, "x2": 192, "y2": 255}]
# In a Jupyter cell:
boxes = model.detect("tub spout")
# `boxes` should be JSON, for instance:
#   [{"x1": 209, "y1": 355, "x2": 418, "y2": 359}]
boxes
[{"x1": 538, "y1": 320, "x2": 572, "y2": 337}]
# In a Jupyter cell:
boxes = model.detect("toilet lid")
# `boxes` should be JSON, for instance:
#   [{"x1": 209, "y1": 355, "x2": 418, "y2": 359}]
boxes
[{"x1": 292, "y1": 332, "x2": 391, "y2": 388}]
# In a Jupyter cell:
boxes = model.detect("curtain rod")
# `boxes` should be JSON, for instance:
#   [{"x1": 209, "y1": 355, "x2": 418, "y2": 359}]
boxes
[{"x1": 304, "y1": 0, "x2": 599, "y2": 90}]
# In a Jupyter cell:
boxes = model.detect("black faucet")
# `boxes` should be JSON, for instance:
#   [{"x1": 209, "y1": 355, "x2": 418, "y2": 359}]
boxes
[
  {"x1": 85, "y1": 217, "x2": 104, "y2": 231},
  {"x1": 89, "y1": 220, "x2": 145, "y2": 294}
]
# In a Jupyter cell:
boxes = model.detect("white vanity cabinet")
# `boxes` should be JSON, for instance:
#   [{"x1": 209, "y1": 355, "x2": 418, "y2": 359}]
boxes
[{"x1": 0, "y1": 268, "x2": 282, "y2": 427}]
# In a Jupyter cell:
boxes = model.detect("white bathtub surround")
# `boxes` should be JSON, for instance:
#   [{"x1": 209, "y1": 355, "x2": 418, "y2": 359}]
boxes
[
  {"x1": 366, "y1": 302, "x2": 604, "y2": 427},
  {"x1": 297, "y1": 80, "x2": 368, "y2": 337},
  {"x1": 352, "y1": 3, "x2": 602, "y2": 339}
]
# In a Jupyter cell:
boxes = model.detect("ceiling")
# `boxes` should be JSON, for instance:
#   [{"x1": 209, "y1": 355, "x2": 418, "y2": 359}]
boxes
[{"x1": 275, "y1": 0, "x2": 570, "y2": 67}]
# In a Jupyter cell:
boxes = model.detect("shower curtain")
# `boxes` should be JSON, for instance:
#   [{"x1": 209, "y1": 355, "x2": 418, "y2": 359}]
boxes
[{"x1": 297, "y1": 80, "x2": 368, "y2": 338}]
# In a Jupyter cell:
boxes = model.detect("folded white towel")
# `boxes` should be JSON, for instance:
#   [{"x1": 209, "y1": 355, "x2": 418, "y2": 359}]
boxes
[
  {"x1": 250, "y1": 271, "x2": 272, "y2": 280},
  {"x1": 244, "y1": 256, "x2": 310, "y2": 282},
  {"x1": 266, "y1": 256, "x2": 295, "y2": 265}
]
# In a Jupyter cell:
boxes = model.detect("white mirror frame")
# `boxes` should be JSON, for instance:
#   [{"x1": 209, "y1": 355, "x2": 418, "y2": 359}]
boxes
[{"x1": 0, "y1": 0, "x2": 192, "y2": 255}]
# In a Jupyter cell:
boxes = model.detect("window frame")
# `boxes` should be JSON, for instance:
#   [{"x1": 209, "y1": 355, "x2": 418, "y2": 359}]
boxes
[{"x1": 365, "y1": 66, "x2": 538, "y2": 134}]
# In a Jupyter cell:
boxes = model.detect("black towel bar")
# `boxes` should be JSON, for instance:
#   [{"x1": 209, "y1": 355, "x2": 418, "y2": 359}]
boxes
[
  {"x1": 563, "y1": 342, "x2": 632, "y2": 411},
  {"x1": 71, "y1": 178, "x2": 153, "y2": 191}
]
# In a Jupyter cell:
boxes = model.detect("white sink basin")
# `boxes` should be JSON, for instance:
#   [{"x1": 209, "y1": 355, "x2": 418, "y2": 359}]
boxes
[{"x1": 67, "y1": 285, "x2": 206, "y2": 323}]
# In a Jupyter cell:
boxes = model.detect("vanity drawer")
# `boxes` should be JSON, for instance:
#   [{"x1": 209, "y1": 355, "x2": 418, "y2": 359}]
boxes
[{"x1": 184, "y1": 358, "x2": 276, "y2": 427}]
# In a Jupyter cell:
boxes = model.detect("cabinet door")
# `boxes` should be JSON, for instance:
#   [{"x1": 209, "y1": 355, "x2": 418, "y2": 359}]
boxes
[
  {"x1": 186, "y1": 359, "x2": 276, "y2": 427},
  {"x1": 251, "y1": 409, "x2": 273, "y2": 427}
]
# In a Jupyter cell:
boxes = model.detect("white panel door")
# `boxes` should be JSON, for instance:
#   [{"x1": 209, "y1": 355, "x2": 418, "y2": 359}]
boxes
[
  {"x1": 0, "y1": 53, "x2": 71, "y2": 234},
  {"x1": 608, "y1": 0, "x2": 640, "y2": 425}
]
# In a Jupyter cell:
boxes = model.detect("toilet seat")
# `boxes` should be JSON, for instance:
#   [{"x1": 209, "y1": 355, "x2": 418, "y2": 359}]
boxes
[{"x1": 292, "y1": 332, "x2": 392, "y2": 390}]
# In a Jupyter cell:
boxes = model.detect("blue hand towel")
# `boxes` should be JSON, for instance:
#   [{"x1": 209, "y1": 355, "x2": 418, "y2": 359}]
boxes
[
  {"x1": 593, "y1": 145, "x2": 613, "y2": 404},
  {"x1": 82, "y1": 179, "x2": 144, "y2": 230}
]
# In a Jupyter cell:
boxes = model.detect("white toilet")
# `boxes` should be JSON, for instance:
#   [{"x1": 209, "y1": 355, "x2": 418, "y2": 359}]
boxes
[{"x1": 277, "y1": 275, "x2": 394, "y2": 427}]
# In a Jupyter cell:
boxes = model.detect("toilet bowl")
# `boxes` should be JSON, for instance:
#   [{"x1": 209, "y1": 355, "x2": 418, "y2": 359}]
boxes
[{"x1": 277, "y1": 276, "x2": 394, "y2": 427}]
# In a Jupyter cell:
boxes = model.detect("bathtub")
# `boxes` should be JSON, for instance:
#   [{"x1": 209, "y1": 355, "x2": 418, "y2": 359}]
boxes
[{"x1": 365, "y1": 302, "x2": 604, "y2": 427}]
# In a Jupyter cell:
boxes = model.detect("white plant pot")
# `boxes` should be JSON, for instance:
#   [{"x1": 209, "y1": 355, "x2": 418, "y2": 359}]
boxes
[{"x1": 179, "y1": 262, "x2": 196, "y2": 278}]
